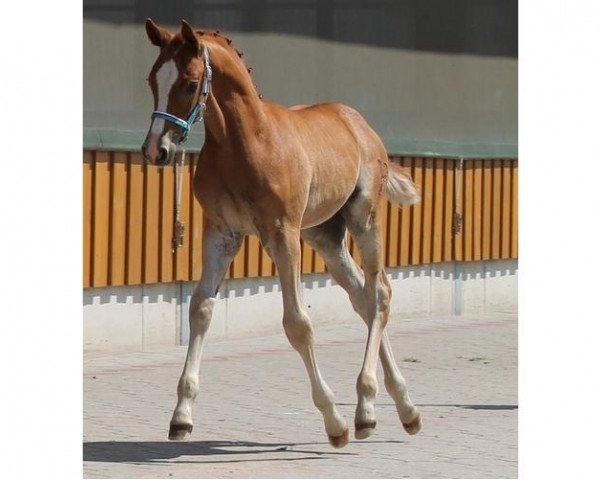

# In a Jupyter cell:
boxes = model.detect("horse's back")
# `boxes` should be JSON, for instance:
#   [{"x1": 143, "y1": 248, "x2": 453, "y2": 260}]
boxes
[{"x1": 285, "y1": 101, "x2": 387, "y2": 160}]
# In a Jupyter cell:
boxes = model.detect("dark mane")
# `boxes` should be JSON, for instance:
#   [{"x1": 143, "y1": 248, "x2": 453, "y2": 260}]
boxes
[{"x1": 196, "y1": 29, "x2": 262, "y2": 98}]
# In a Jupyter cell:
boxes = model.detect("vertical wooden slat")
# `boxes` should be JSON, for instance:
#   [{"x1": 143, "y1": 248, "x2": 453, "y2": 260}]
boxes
[
  {"x1": 421, "y1": 158, "x2": 434, "y2": 264},
  {"x1": 398, "y1": 207, "x2": 410, "y2": 266},
  {"x1": 501, "y1": 159, "x2": 512, "y2": 259},
  {"x1": 482, "y1": 160, "x2": 493, "y2": 260},
  {"x1": 175, "y1": 159, "x2": 192, "y2": 280},
  {"x1": 443, "y1": 159, "x2": 454, "y2": 262},
  {"x1": 410, "y1": 158, "x2": 423, "y2": 265},
  {"x1": 231, "y1": 240, "x2": 246, "y2": 278},
  {"x1": 454, "y1": 160, "x2": 464, "y2": 262},
  {"x1": 110, "y1": 152, "x2": 128, "y2": 286},
  {"x1": 399, "y1": 158, "x2": 412, "y2": 266},
  {"x1": 126, "y1": 153, "x2": 144, "y2": 285},
  {"x1": 313, "y1": 250, "x2": 326, "y2": 273},
  {"x1": 186, "y1": 158, "x2": 197, "y2": 281},
  {"x1": 387, "y1": 202, "x2": 400, "y2": 267},
  {"x1": 159, "y1": 159, "x2": 175, "y2": 283},
  {"x1": 463, "y1": 161, "x2": 474, "y2": 261},
  {"x1": 247, "y1": 235, "x2": 261, "y2": 277},
  {"x1": 83, "y1": 152, "x2": 93, "y2": 288},
  {"x1": 432, "y1": 158, "x2": 445, "y2": 263},
  {"x1": 243, "y1": 237, "x2": 251, "y2": 277},
  {"x1": 301, "y1": 238, "x2": 313, "y2": 274},
  {"x1": 491, "y1": 160, "x2": 502, "y2": 259},
  {"x1": 143, "y1": 163, "x2": 160, "y2": 284},
  {"x1": 190, "y1": 156, "x2": 203, "y2": 281},
  {"x1": 260, "y1": 244, "x2": 274, "y2": 277},
  {"x1": 92, "y1": 151, "x2": 110, "y2": 287},
  {"x1": 472, "y1": 160, "x2": 483, "y2": 261},
  {"x1": 511, "y1": 162, "x2": 519, "y2": 258},
  {"x1": 379, "y1": 198, "x2": 390, "y2": 266}
]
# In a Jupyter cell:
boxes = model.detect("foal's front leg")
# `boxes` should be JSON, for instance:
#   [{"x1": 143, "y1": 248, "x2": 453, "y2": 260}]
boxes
[
  {"x1": 265, "y1": 226, "x2": 349, "y2": 448},
  {"x1": 169, "y1": 220, "x2": 243, "y2": 440}
]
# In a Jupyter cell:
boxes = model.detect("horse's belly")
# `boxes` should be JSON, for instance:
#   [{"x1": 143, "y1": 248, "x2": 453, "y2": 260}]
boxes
[
  {"x1": 300, "y1": 185, "x2": 353, "y2": 229},
  {"x1": 300, "y1": 153, "x2": 360, "y2": 228},
  {"x1": 301, "y1": 208, "x2": 341, "y2": 229}
]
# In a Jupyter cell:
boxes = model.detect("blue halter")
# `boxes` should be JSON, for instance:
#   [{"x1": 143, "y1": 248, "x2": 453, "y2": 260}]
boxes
[{"x1": 151, "y1": 46, "x2": 213, "y2": 143}]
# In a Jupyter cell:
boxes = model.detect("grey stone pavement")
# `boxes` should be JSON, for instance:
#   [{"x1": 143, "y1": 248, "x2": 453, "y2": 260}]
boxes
[{"x1": 83, "y1": 312, "x2": 517, "y2": 479}]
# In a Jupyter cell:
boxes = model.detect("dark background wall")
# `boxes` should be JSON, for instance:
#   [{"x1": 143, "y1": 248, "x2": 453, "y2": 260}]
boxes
[{"x1": 83, "y1": 0, "x2": 517, "y2": 157}]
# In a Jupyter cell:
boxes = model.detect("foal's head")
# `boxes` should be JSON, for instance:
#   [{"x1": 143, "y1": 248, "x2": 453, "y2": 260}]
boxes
[{"x1": 142, "y1": 19, "x2": 209, "y2": 166}]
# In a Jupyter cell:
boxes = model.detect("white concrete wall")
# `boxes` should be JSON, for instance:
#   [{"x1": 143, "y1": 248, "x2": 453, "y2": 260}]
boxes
[
  {"x1": 83, "y1": 259, "x2": 517, "y2": 353},
  {"x1": 83, "y1": 283, "x2": 180, "y2": 353}
]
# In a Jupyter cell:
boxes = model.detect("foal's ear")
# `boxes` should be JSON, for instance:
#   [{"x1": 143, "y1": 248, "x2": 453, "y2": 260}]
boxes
[
  {"x1": 145, "y1": 18, "x2": 172, "y2": 47},
  {"x1": 181, "y1": 19, "x2": 200, "y2": 53}
]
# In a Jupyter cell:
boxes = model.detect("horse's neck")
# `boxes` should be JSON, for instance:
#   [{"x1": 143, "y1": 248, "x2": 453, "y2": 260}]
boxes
[{"x1": 202, "y1": 51, "x2": 265, "y2": 147}]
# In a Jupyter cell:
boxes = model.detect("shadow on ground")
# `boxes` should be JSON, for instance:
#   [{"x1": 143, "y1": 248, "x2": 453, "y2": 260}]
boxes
[
  {"x1": 83, "y1": 439, "x2": 388, "y2": 464},
  {"x1": 419, "y1": 403, "x2": 518, "y2": 411},
  {"x1": 338, "y1": 403, "x2": 518, "y2": 411}
]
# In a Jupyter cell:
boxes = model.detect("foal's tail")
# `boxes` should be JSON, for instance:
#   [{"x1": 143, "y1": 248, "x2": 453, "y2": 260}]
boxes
[{"x1": 385, "y1": 161, "x2": 421, "y2": 206}]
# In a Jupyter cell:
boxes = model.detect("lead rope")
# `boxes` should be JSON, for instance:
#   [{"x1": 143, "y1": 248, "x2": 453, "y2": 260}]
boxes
[
  {"x1": 171, "y1": 47, "x2": 211, "y2": 252},
  {"x1": 172, "y1": 149, "x2": 186, "y2": 252}
]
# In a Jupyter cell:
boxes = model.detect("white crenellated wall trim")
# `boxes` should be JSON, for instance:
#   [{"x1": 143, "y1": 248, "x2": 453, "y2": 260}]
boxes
[{"x1": 83, "y1": 259, "x2": 517, "y2": 354}]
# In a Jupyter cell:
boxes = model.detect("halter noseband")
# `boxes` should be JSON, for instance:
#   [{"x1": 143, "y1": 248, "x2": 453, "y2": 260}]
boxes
[{"x1": 151, "y1": 45, "x2": 213, "y2": 143}]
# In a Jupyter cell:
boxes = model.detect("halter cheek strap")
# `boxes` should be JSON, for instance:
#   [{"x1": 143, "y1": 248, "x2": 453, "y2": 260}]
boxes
[{"x1": 151, "y1": 45, "x2": 212, "y2": 142}]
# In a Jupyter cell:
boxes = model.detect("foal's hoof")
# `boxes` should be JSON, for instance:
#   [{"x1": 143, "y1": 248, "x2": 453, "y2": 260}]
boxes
[
  {"x1": 328, "y1": 428, "x2": 350, "y2": 448},
  {"x1": 168, "y1": 423, "x2": 193, "y2": 441},
  {"x1": 354, "y1": 421, "x2": 376, "y2": 440},
  {"x1": 402, "y1": 412, "x2": 422, "y2": 435}
]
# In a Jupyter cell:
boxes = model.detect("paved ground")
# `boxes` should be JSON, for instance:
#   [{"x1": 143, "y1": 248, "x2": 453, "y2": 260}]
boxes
[{"x1": 83, "y1": 313, "x2": 517, "y2": 479}]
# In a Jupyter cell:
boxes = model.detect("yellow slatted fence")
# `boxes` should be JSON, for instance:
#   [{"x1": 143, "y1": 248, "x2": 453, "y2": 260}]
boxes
[{"x1": 83, "y1": 152, "x2": 518, "y2": 288}]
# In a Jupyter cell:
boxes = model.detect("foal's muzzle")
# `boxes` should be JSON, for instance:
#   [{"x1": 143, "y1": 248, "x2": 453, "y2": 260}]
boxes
[
  {"x1": 141, "y1": 134, "x2": 177, "y2": 167},
  {"x1": 156, "y1": 146, "x2": 170, "y2": 166}
]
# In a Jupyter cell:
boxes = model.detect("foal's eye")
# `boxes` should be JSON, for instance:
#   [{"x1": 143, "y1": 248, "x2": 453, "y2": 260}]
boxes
[{"x1": 186, "y1": 81, "x2": 199, "y2": 94}]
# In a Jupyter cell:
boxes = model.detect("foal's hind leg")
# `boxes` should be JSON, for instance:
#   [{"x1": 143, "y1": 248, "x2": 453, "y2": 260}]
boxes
[
  {"x1": 303, "y1": 214, "x2": 422, "y2": 436},
  {"x1": 263, "y1": 225, "x2": 349, "y2": 448},
  {"x1": 169, "y1": 219, "x2": 243, "y2": 440},
  {"x1": 340, "y1": 195, "x2": 406, "y2": 439}
]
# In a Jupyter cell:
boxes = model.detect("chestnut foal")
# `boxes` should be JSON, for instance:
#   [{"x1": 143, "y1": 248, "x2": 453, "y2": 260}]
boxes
[{"x1": 142, "y1": 19, "x2": 422, "y2": 448}]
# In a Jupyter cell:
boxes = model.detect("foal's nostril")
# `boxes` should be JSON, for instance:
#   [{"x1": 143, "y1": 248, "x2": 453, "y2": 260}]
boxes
[{"x1": 156, "y1": 147, "x2": 169, "y2": 166}]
